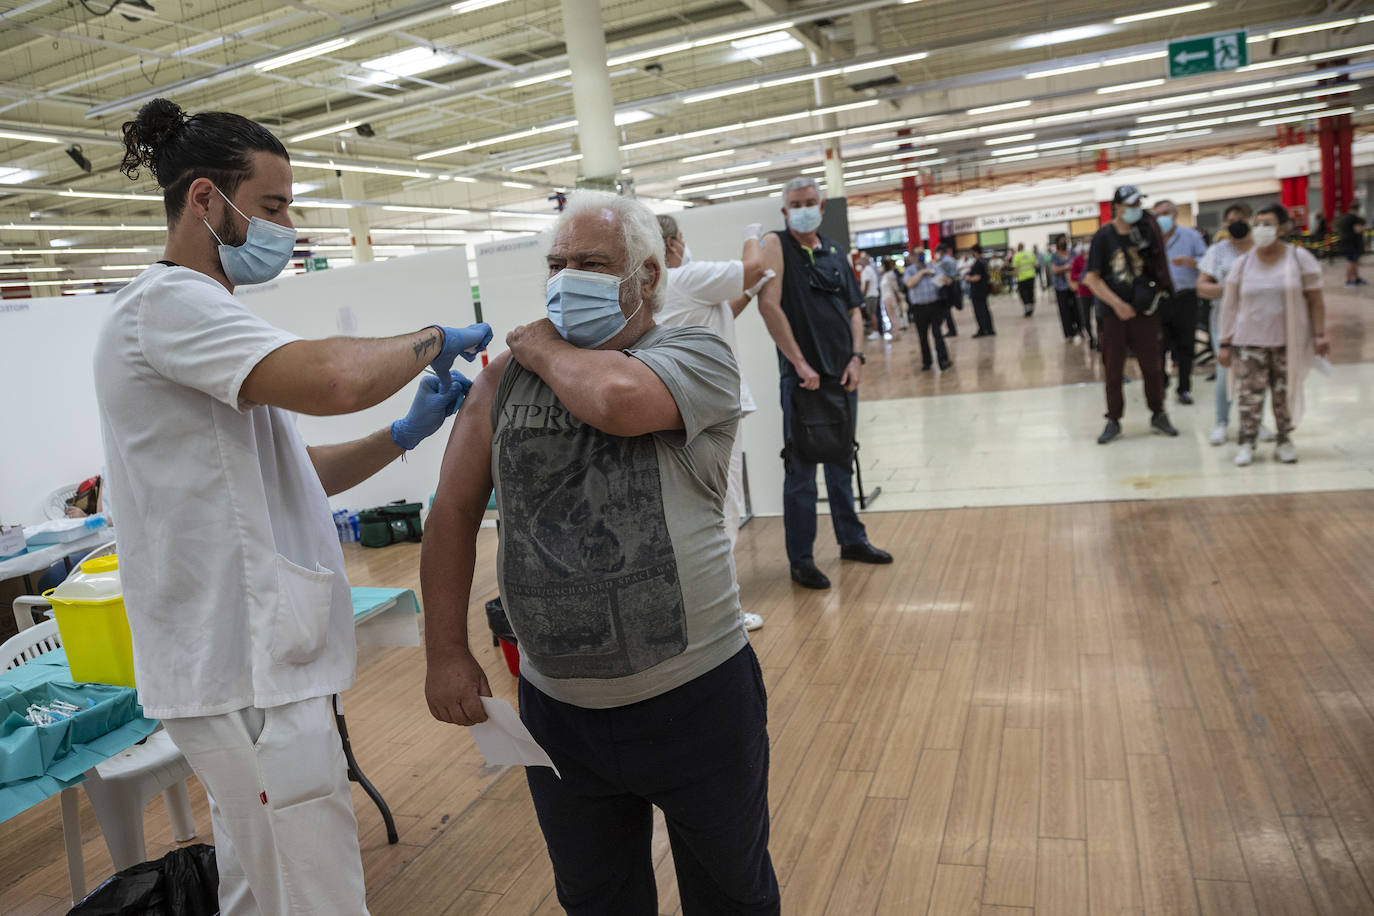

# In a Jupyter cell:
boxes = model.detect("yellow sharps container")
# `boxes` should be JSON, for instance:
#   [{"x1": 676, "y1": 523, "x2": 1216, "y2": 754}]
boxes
[{"x1": 43, "y1": 555, "x2": 136, "y2": 687}]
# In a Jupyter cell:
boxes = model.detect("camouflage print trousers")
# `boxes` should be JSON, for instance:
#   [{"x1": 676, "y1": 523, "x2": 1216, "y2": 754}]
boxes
[{"x1": 1235, "y1": 346, "x2": 1292, "y2": 446}]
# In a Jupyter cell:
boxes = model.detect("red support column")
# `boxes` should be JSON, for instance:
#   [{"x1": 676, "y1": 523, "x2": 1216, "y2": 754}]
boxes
[
  {"x1": 1280, "y1": 175, "x2": 1309, "y2": 229},
  {"x1": 901, "y1": 176, "x2": 921, "y2": 252},
  {"x1": 927, "y1": 221, "x2": 941, "y2": 252},
  {"x1": 1318, "y1": 115, "x2": 1338, "y2": 228},
  {"x1": 1099, "y1": 201, "x2": 1113, "y2": 224},
  {"x1": 1337, "y1": 112, "x2": 1354, "y2": 216},
  {"x1": 897, "y1": 127, "x2": 922, "y2": 251}
]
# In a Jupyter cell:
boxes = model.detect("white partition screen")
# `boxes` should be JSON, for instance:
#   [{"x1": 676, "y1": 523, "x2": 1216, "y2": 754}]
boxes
[{"x1": 671, "y1": 197, "x2": 789, "y2": 517}]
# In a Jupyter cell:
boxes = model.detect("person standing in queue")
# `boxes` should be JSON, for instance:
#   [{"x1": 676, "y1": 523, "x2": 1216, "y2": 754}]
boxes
[
  {"x1": 95, "y1": 98, "x2": 492, "y2": 916},
  {"x1": 1153, "y1": 199, "x2": 1208, "y2": 405},
  {"x1": 755, "y1": 176, "x2": 892, "y2": 590},
  {"x1": 1011, "y1": 243, "x2": 1037, "y2": 316},
  {"x1": 967, "y1": 244, "x2": 995, "y2": 338},
  {"x1": 1083, "y1": 185, "x2": 1180, "y2": 445}
]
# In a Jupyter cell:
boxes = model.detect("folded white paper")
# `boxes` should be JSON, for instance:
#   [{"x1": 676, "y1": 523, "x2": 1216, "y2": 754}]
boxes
[
  {"x1": 1314, "y1": 356, "x2": 1333, "y2": 377},
  {"x1": 469, "y1": 697, "x2": 561, "y2": 778}
]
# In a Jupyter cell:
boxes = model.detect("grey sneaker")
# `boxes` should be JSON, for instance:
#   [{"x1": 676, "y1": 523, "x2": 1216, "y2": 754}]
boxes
[
  {"x1": 1097, "y1": 420, "x2": 1122, "y2": 444},
  {"x1": 1151, "y1": 413, "x2": 1180, "y2": 437}
]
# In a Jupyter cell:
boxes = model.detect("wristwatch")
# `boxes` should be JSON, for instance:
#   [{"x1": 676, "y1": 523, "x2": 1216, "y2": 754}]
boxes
[{"x1": 852, "y1": 352, "x2": 866, "y2": 365}]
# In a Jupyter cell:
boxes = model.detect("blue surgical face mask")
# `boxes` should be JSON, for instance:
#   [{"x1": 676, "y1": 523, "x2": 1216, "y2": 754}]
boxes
[
  {"x1": 1156, "y1": 215, "x2": 1174, "y2": 233},
  {"x1": 205, "y1": 186, "x2": 296, "y2": 286},
  {"x1": 546, "y1": 267, "x2": 644, "y2": 348},
  {"x1": 787, "y1": 205, "x2": 822, "y2": 234},
  {"x1": 1122, "y1": 206, "x2": 1144, "y2": 225}
]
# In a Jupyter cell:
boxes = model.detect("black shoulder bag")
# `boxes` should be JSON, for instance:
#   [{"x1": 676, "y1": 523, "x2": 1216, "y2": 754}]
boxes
[{"x1": 789, "y1": 377, "x2": 854, "y2": 465}]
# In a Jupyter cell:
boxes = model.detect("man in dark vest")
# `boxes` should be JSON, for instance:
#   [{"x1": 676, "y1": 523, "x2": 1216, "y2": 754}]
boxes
[{"x1": 756, "y1": 176, "x2": 892, "y2": 590}]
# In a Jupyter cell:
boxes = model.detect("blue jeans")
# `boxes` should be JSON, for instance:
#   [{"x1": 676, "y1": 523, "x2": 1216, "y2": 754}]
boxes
[{"x1": 780, "y1": 376, "x2": 868, "y2": 566}]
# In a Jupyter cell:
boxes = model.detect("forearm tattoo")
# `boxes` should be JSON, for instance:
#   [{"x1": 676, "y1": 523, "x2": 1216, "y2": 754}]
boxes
[{"x1": 413, "y1": 328, "x2": 442, "y2": 361}]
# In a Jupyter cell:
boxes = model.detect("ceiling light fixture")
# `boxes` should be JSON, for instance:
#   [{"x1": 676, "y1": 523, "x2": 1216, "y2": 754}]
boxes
[
  {"x1": 381, "y1": 205, "x2": 471, "y2": 215},
  {"x1": 984, "y1": 133, "x2": 1036, "y2": 145},
  {"x1": 290, "y1": 121, "x2": 363, "y2": 143},
  {"x1": 1266, "y1": 18, "x2": 1357, "y2": 39},
  {"x1": 968, "y1": 100, "x2": 1032, "y2": 115},
  {"x1": 508, "y1": 153, "x2": 583, "y2": 173},
  {"x1": 1097, "y1": 78, "x2": 1167, "y2": 94},
  {"x1": 681, "y1": 149, "x2": 736, "y2": 162},
  {"x1": 0, "y1": 129, "x2": 60, "y2": 144},
  {"x1": 256, "y1": 38, "x2": 357, "y2": 72},
  {"x1": 1113, "y1": 2, "x2": 1214, "y2": 24}
]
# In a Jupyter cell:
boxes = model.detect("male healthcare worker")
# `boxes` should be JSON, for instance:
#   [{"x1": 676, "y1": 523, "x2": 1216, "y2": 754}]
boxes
[{"x1": 93, "y1": 98, "x2": 491, "y2": 915}]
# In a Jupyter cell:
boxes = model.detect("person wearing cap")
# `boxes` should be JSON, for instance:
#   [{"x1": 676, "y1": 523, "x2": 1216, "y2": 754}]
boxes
[
  {"x1": 1083, "y1": 185, "x2": 1180, "y2": 444},
  {"x1": 97, "y1": 98, "x2": 491, "y2": 915},
  {"x1": 1152, "y1": 199, "x2": 1208, "y2": 405}
]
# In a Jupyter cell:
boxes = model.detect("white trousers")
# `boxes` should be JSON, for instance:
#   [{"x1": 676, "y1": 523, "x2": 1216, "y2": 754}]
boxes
[
  {"x1": 724, "y1": 435, "x2": 746, "y2": 549},
  {"x1": 162, "y1": 696, "x2": 369, "y2": 916}
]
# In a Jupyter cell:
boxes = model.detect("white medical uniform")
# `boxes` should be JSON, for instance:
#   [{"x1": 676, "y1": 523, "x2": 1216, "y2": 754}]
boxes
[
  {"x1": 93, "y1": 263, "x2": 368, "y2": 915},
  {"x1": 659, "y1": 260, "x2": 755, "y2": 544}
]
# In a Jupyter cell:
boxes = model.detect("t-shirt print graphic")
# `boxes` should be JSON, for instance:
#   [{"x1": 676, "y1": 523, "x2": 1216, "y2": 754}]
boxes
[{"x1": 498, "y1": 416, "x2": 688, "y2": 680}]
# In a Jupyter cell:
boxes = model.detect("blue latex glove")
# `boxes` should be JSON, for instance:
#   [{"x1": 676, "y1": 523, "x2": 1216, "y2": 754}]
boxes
[
  {"x1": 390, "y1": 370, "x2": 473, "y2": 450},
  {"x1": 430, "y1": 323, "x2": 493, "y2": 389}
]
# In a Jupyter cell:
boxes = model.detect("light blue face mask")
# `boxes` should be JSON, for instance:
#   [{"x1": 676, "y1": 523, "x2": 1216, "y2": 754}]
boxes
[
  {"x1": 1156, "y1": 215, "x2": 1174, "y2": 233},
  {"x1": 546, "y1": 267, "x2": 643, "y2": 348},
  {"x1": 204, "y1": 186, "x2": 297, "y2": 286},
  {"x1": 787, "y1": 205, "x2": 822, "y2": 234},
  {"x1": 1122, "y1": 206, "x2": 1144, "y2": 225}
]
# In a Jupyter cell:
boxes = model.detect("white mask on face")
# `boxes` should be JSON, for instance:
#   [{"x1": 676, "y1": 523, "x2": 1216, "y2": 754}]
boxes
[{"x1": 1252, "y1": 225, "x2": 1278, "y2": 247}]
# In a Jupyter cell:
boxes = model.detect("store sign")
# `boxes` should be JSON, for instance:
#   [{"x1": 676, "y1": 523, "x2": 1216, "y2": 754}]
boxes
[
  {"x1": 304, "y1": 255, "x2": 329, "y2": 272},
  {"x1": 1168, "y1": 31, "x2": 1247, "y2": 79},
  {"x1": 950, "y1": 203, "x2": 1099, "y2": 233}
]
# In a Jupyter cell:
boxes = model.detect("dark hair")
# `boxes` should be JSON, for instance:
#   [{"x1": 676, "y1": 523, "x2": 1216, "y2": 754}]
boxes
[
  {"x1": 1256, "y1": 203, "x2": 1289, "y2": 224},
  {"x1": 1223, "y1": 201, "x2": 1252, "y2": 219},
  {"x1": 881, "y1": 257, "x2": 896, "y2": 271},
  {"x1": 972, "y1": 244, "x2": 983, "y2": 255},
  {"x1": 120, "y1": 98, "x2": 288, "y2": 223}
]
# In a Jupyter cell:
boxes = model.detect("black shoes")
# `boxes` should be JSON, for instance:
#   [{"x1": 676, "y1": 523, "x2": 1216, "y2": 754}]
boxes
[
  {"x1": 840, "y1": 542, "x2": 894, "y2": 564},
  {"x1": 791, "y1": 563, "x2": 831, "y2": 590},
  {"x1": 921, "y1": 363, "x2": 933, "y2": 371},
  {"x1": 1098, "y1": 419, "x2": 1122, "y2": 444},
  {"x1": 1151, "y1": 412, "x2": 1180, "y2": 437},
  {"x1": 1178, "y1": 391, "x2": 1194, "y2": 405},
  {"x1": 938, "y1": 359, "x2": 953, "y2": 371}
]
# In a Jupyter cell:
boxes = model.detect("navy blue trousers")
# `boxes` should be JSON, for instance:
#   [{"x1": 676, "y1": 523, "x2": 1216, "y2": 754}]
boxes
[
  {"x1": 780, "y1": 375, "x2": 868, "y2": 566},
  {"x1": 520, "y1": 646, "x2": 780, "y2": 916}
]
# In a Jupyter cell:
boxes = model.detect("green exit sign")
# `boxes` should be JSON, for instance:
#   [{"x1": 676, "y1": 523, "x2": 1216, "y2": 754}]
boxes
[
  {"x1": 1169, "y1": 31, "x2": 1247, "y2": 78},
  {"x1": 304, "y1": 255, "x2": 329, "y2": 272}
]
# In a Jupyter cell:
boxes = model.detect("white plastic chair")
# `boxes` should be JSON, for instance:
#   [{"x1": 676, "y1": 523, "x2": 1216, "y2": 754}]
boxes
[{"x1": 1, "y1": 620, "x2": 197, "y2": 901}]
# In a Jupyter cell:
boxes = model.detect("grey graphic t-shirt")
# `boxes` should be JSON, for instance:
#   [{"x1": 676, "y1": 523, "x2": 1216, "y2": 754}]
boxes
[{"x1": 491, "y1": 323, "x2": 748, "y2": 708}]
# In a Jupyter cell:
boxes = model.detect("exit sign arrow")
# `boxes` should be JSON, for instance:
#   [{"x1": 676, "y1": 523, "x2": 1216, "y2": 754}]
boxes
[{"x1": 1168, "y1": 30, "x2": 1248, "y2": 78}]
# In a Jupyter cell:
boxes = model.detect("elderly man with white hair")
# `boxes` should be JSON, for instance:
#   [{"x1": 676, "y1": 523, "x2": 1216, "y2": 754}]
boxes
[{"x1": 420, "y1": 190, "x2": 780, "y2": 916}]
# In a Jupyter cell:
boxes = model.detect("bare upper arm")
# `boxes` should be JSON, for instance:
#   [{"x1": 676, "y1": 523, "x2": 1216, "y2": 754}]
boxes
[
  {"x1": 432, "y1": 351, "x2": 509, "y2": 519},
  {"x1": 598, "y1": 354, "x2": 684, "y2": 437}
]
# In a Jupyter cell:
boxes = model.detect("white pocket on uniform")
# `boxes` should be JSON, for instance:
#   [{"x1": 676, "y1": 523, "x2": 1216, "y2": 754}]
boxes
[{"x1": 270, "y1": 555, "x2": 334, "y2": 665}]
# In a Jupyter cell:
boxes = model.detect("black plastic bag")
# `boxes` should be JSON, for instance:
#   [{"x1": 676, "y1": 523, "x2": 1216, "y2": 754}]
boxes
[{"x1": 68, "y1": 843, "x2": 218, "y2": 915}]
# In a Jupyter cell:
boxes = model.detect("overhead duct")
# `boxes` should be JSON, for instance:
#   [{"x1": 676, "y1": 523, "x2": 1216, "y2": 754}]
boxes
[{"x1": 847, "y1": 12, "x2": 899, "y2": 92}]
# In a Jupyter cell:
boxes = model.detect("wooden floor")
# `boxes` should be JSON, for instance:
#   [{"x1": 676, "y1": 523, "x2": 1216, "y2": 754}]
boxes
[
  {"x1": 857, "y1": 271, "x2": 1374, "y2": 402},
  {"x1": 6, "y1": 491, "x2": 1374, "y2": 915}
]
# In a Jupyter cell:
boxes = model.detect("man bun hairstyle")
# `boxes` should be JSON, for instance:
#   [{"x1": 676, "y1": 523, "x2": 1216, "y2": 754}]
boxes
[{"x1": 120, "y1": 98, "x2": 289, "y2": 223}]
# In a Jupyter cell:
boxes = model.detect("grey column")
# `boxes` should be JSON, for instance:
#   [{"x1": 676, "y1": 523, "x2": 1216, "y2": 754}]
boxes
[{"x1": 560, "y1": 0, "x2": 620, "y2": 190}]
